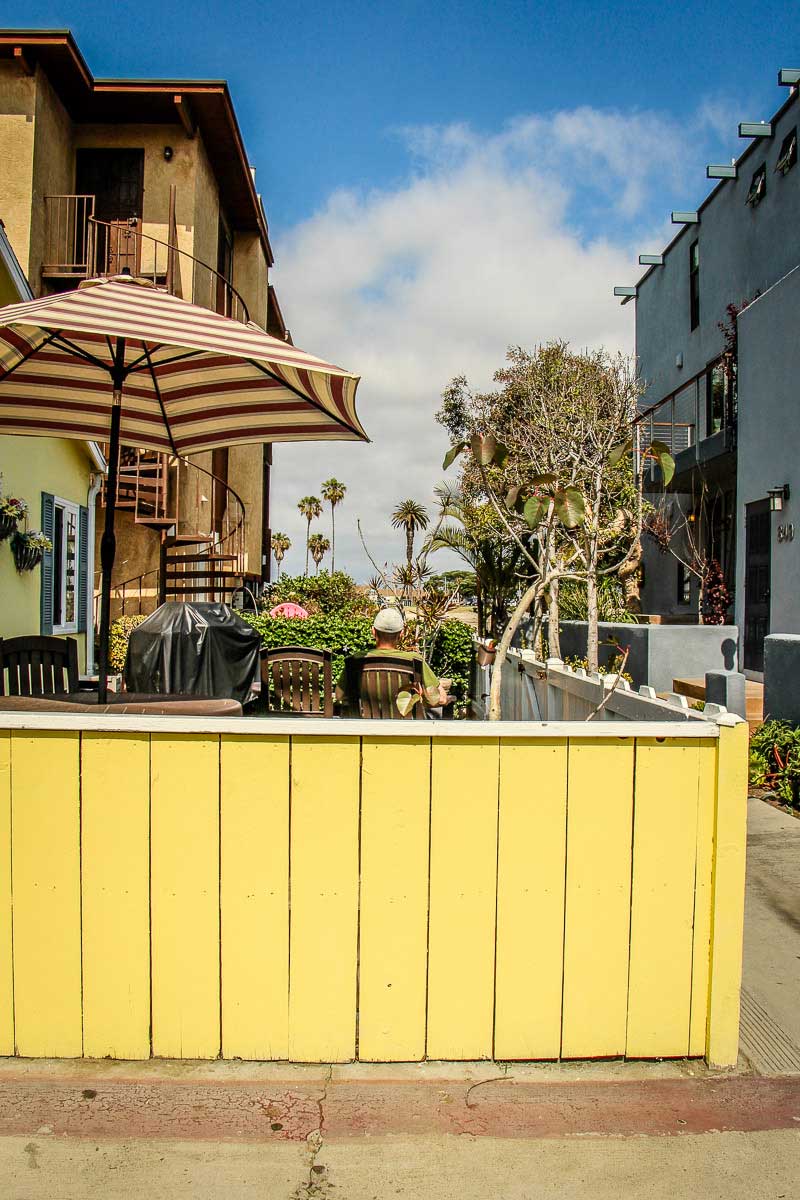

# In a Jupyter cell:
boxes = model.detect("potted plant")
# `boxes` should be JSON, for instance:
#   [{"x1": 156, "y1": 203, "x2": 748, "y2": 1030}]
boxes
[
  {"x1": 10, "y1": 529, "x2": 52, "y2": 572},
  {"x1": 0, "y1": 492, "x2": 28, "y2": 542},
  {"x1": 476, "y1": 637, "x2": 497, "y2": 667}
]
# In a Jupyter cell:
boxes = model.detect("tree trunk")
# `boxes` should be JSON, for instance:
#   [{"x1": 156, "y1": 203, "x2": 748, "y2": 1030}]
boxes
[
  {"x1": 406, "y1": 526, "x2": 414, "y2": 601},
  {"x1": 305, "y1": 521, "x2": 310, "y2": 576},
  {"x1": 488, "y1": 580, "x2": 540, "y2": 720},
  {"x1": 547, "y1": 576, "x2": 561, "y2": 659},
  {"x1": 586, "y1": 568, "x2": 599, "y2": 673},
  {"x1": 331, "y1": 505, "x2": 336, "y2": 573},
  {"x1": 476, "y1": 578, "x2": 485, "y2": 639}
]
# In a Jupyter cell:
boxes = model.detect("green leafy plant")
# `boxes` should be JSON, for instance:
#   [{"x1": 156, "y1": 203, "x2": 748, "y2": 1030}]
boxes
[
  {"x1": 427, "y1": 618, "x2": 475, "y2": 713},
  {"x1": 262, "y1": 571, "x2": 376, "y2": 619},
  {"x1": 109, "y1": 614, "x2": 148, "y2": 672},
  {"x1": 749, "y1": 719, "x2": 800, "y2": 809},
  {"x1": 241, "y1": 612, "x2": 376, "y2": 680}
]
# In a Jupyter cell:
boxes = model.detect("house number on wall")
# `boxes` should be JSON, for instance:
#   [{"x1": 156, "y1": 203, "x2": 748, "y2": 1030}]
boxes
[{"x1": 777, "y1": 523, "x2": 795, "y2": 543}]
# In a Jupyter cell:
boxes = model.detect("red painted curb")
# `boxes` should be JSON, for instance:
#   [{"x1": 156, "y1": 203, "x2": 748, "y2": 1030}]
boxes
[{"x1": 0, "y1": 1076, "x2": 799, "y2": 1142}]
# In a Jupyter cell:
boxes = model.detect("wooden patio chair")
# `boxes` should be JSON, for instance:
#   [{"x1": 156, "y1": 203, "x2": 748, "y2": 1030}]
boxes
[
  {"x1": 343, "y1": 654, "x2": 427, "y2": 719},
  {"x1": 261, "y1": 646, "x2": 334, "y2": 717},
  {"x1": 0, "y1": 635, "x2": 80, "y2": 697}
]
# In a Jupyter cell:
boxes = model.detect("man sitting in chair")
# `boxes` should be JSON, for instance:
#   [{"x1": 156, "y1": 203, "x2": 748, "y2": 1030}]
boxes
[{"x1": 336, "y1": 607, "x2": 453, "y2": 711}]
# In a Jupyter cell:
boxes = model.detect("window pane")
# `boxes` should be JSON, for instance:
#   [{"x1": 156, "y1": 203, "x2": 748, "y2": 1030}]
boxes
[
  {"x1": 707, "y1": 364, "x2": 725, "y2": 436},
  {"x1": 64, "y1": 508, "x2": 77, "y2": 624},
  {"x1": 53, "y1": 506, "x2": 64, "y2": 627}
]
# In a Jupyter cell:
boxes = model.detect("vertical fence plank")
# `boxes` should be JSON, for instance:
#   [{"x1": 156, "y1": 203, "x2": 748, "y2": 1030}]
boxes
[
  {"x1": 689, "y1": 741, "x2": 717, "y2": 1056},
  {"x1": 495, "y1": 739, "x2": 568, "y2": 1059},
  {"x1": 427, "y1": 738, "x2": 499, "y2": 1060},
  {"x1": 151, "y1": 735, "x2": 220, "y2": 1059},
  {"x1": 221, "y1": 735, "x2": 290, "y2": 1060},
  {"x1": 0, "y1": 732, "x2": 12, "y2": 1055},
  {"x1": 561, "y1": 738, "x2": 634, "y2": 1058},
  {"x1": 11, "y1": 731, "x2": 82, "y2": 1057},
  {"x1": 706, "y1": 720, "x2": 749, "y2": 1068},
  {"x1": 82, "y1": 733, "x2": 151, "y2": 1059},
  {"x1": 359, "y1": 737, "x2": 430, "y2": 1062},
  {"x1": 289, "y1": 736, "x2": 360, "y2": 1062},
  {"x1": 626, "y1": 739, "x2": 700, "y2": 1057}
]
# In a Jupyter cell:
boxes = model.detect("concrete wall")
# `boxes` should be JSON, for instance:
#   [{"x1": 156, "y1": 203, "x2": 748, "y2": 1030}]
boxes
[
  {"x1": 228, "y1": 444, "x2": 264, "y2": 576},
  {"x1": 0, "y1": 433, "x2": 93, "y2": 667},
  {"x1": 557, "y1": 620, "x2": 739, "y2": 692},
  {"x1": 635, "y1": 93, "x2": 800, "y2": 411},
  {"x1": 735, "y1": 266, "x2": 800, "y2": 642},
  {"x1": 763, "y1": 634, "x2": 800, "y2": 724}
]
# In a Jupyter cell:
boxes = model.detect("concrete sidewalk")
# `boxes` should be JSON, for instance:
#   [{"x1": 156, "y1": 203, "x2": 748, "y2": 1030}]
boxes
[{"x1": 740, "y1": 798, "x2": 800, "y2": 1073}]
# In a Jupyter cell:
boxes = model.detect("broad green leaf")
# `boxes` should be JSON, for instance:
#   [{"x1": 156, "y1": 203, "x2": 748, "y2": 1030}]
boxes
[
  {"x1": 523, "y1": 495, "x2": 547, "y2": 529},
  {"x1": 471, "y1": 432, "x2": 497, "y2": 466},
  {"x1": 608, "y1": 440, "x2": 632, "y2": 468},
  {"x1": 553, "y1": 486, "x2": 586, "y2": 528},
  {"x1": 442, "y1": 442, "x2": 467, "y2": 471},
  {"x1": 493, "y1": 442, "x2": 510, "y2": 467},
  {"x1": 505, "y1": 484, "x2": 522, "y2": 509},
  {"x1": 395, "y1": 690, "x2": 420, "y2": 717},
  {"x1": 424, "y1": 685, "x2": 442, "y2": 706},
  {"x1": 647, "y1": 440, "x2": 676, "y2": 486}
]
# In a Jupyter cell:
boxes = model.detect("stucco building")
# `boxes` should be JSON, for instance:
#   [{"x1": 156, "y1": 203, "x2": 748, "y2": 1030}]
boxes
[
  {"x1": 0, "y1": 28, "x2": 289, "y2": 629},
  {"x1": 622, "y1": 69, "x2": 799, "y2": 676}
]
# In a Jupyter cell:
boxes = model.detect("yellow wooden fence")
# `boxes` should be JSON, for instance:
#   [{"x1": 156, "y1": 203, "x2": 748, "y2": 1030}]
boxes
[{"x1": 0, "y1": 715, "x2": 748, "y2": 1067}]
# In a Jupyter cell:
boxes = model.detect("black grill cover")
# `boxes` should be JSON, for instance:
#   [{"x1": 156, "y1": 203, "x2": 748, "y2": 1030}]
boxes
[{"x1": 124, "y1": 602, "x2": 260, "y2": 703}]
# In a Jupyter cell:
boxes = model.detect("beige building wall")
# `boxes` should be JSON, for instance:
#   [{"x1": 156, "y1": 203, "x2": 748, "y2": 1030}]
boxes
[
  {"x1": 228, "y1": 444, "x2": 264, "y2": 575},
  {"x1": 191, "y1": 137, "x2": 221, "y2": 311},
  {"x1": 0, "y1": 60, "x2": 37, "y2": 276},
  {"x1": 233, "y1": 230, "x2": 269, "y2": 328},
  {"x1": 28, "y1": 67, "x2": 73, "y2": 285}
]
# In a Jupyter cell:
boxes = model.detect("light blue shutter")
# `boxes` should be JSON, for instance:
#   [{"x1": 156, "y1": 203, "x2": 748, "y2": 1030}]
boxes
[
  {"x1": 77, "y1": 505, "x2": 89, "y2": 633},
  {"x1": 40, "y1": 493, "x2": 55, "y2": 635}
]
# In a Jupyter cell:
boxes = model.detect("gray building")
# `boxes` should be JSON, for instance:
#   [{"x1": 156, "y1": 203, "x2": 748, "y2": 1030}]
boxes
[{"x1": 624, "y1": 70, "x2": 799, "y2": 676}]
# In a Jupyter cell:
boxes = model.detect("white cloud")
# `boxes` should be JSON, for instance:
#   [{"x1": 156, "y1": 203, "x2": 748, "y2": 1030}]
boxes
[{"x1": 268, "y1": 102, "x2": 720, "y2": 581}]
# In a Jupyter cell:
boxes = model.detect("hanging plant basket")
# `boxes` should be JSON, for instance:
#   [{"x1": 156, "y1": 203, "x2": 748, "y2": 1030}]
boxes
[
  {"x1": 10, "y1": 530, "x2": 50, "y2": 573},
  {"x1": 0, "y1": 512, "x2": 17, "y2": 542}
]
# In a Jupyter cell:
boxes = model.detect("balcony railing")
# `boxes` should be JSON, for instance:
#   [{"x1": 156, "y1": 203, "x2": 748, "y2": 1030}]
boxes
[
  {"x1": 636, "y1": 365, "x2": 736, "y2": 484},
  {"x1": 41, "y1": 194, "x2": 95, "y2": 276},
  {"x1": 41, "y1": 195, "x2": 250, "y2": 324}
]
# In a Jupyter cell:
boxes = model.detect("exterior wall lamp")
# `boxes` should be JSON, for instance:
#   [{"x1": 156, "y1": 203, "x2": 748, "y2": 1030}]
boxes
[{"x1": 768, "y1": 485, "x2": 790, "y2": 512}]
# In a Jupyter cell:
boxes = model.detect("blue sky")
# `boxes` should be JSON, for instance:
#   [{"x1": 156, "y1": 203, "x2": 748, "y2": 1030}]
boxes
[{"x1": 10, "y1": 2, "x2": 800, "y2": 575}]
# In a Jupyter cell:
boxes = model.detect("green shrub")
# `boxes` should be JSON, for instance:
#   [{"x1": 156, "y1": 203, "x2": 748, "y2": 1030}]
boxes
[
  {"x1": 428, "y1": 619, "x2": 475, "y2": 712},
  {"x1": 749, "y1": 719, "x2": 800, "y2": 808},
  {"x1": 563, "y1": 653, "x2": 633, "y2": 684},
  {"x1": 240, "y1": 612, "x2": 376, "y2": 681},
  {"x1": 109, "y1": 613, "x2": 148, "y2": 673},
  {"x1": 262, "y1": 571, "x2": 376, "y2": 618}
]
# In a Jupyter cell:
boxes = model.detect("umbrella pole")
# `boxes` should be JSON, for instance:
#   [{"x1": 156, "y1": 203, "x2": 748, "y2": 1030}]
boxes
[{"x1": 96, "y1": 341, "x2": 126, "y2": 704}]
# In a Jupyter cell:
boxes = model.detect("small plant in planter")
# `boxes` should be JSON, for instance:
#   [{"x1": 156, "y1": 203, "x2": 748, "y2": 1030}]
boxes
[
  {"x1": 10, "y1": 529, "x2": 52, "y2": 572},
  {"x1": 0, "y1": 492, "x2": 28, "y2": 542}
]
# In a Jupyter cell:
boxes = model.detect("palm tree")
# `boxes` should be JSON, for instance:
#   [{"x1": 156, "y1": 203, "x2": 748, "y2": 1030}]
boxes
[
  {"x1": 321, "y1": 478, "x2": 346, "y2": 572},
  {"x1": 271, "y1": 531, "x2": 291, "y2": 579},
  {"x1": 297, "y1": 495, "x2": 322, "y2": 576},
  {"x1": 424, "y1": 490, "x2": 525, "y2": 637},
  {"x1": 391, "y1": 500, "x2": 430, "y2": 596},
  {"x1": 308, "y1": 533, "x2": 331, "y2": 574}
]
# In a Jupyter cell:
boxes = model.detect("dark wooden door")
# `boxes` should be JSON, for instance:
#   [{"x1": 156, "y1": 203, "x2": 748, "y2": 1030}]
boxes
[
  {"x1": 75, "y1": 149, "x2": 144, "y2": 274},
  {"x1": 744, "y1": 499, "x2": 771, "y2": 672}
]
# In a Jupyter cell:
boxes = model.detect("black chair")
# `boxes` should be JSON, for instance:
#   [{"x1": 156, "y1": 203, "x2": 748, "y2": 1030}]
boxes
[
  {"x1": 343, "y1": 654, "x2": 427, "y2": 719},
  {"x1": 261, "y1": 646, "x2": 334, "y2": 717},
  {"x1": 0, "y1": 635, "x2": 80, "y2": 697}
]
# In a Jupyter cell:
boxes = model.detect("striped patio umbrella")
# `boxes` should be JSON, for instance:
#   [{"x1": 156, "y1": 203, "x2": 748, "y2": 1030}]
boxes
[{"x1": 0, "y1": 275, "x2": 366, "y2": 700}]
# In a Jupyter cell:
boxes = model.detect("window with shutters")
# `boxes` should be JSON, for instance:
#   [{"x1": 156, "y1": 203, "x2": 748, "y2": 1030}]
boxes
[{"x1": 52, "y1": 497, "x2": 80, "y2": 633}]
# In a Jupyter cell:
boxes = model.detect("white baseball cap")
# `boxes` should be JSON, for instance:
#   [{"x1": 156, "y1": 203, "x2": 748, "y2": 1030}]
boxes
[{"x1": 372, "y1": 607, "x2": 405, "y2": 633}]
